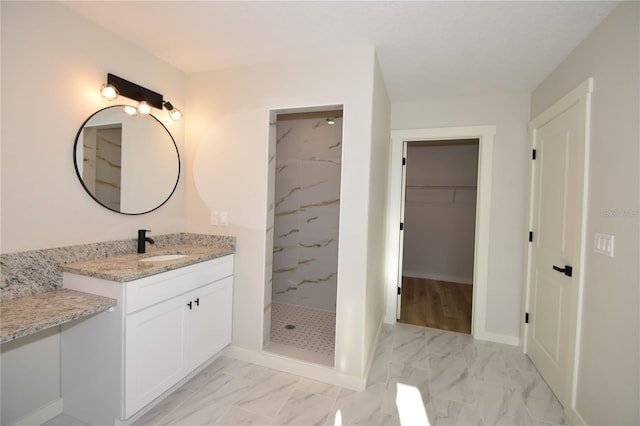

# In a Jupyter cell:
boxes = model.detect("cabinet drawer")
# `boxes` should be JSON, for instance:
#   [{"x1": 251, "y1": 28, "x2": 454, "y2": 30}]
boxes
[{"x1": 125, "y1": 255, "x2": 233, "y2": 314}]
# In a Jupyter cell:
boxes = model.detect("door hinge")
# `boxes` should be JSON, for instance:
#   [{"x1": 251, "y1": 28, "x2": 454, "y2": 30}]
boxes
[
  {"x1": 532, "y1": 149, "x2": 537, "y2": 160},
  {"x1": 402, "y1": 157, "x2": 406, "y2": 166},
  {"x1": 529, "y1": 231, "x2": 533, "y2": 242},
  {"x1": 397, "y1": 287, "x2": 402, "y2": 295},
  {"x1": 525, "y1": 312, "x2": 529, "y2": 324},
  {"x1": 400, "y1": 222, "x2": 404, "y2": 231}
]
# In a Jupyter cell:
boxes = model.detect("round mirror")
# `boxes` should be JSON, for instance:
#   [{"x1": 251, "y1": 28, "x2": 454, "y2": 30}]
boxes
[{"x1": 73, "y1": 106, "x2": 180, "y2": 215}]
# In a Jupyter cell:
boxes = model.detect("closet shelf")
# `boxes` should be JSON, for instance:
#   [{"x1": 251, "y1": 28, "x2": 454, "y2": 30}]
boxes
[{"x1": 406, "y1": 185, "x2": 477, "y2": 190}]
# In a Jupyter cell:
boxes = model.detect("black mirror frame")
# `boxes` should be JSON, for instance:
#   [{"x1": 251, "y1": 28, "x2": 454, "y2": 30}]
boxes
[{"x1": 73, "y1": 105, "x2": 181, "y2": 215}]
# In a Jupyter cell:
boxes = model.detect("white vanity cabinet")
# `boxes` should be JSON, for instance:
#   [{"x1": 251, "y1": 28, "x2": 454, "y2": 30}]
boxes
[
  {"x1": 61, "y1": 255, "x2": 233, "y2": 425},
  {"x1": 124, "y1": 276, "x2": 233, "y2": 416}
]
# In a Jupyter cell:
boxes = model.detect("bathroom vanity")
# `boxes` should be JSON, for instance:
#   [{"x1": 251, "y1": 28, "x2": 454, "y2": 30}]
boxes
[{"x1": 61, "y1": 248, "x2": 234, "y2": 425}]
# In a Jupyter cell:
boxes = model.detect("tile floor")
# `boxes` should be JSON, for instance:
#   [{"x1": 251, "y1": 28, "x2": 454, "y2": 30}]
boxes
[
  {"x1": 265, "y1": 302, "x2": 336, "y2": 366},
  {"x1": 45, "y1": 323, "x2": 569, "y2": 426},
  {"x1": 269, "y1": 303, "x2": 336, "y2": 357}
]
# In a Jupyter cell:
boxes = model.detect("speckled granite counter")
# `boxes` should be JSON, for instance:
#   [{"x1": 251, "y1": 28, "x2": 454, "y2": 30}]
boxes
[
  {"x1": 62, "y1": 244, "x2": 234, "y2": 282},
  {"x1": 1, "y1": 233, "x2": 235, "y2": 344},
  {"x1": 1, "y1": 289, "x2": 116, "y2": 343},
  {"x1": 1, "y1": 233, "x2": 235, "y2": 301}
]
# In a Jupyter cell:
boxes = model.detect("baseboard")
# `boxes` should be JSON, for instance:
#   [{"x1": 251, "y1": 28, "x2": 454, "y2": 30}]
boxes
[
  {"x1": 223, "y1": 345, "x2": 366, "y2": 391},
  {"x1": 566, "y1": 403, "x2": 587, "y2": 426},
  {"x1": 403, "y1": 271, "x2": 473, "y2": 285},
  {"x1": 11, "y1": 398, "x2": 63, "y2": 426},
  {"x1": 363, "y1": 317, "x2": 385, "y2": 382},
  {"x1": 384, "y1": 314, "x2": 397, "y2": 324},
  {"x1": 474, "y1": 330, "x2": 520, "y2": 346}
]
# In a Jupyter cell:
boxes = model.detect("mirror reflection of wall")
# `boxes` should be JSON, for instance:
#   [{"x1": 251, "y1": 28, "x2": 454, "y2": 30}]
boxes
[{"x1": 82, "y1": 124, "x2": 122, "y2": 211}]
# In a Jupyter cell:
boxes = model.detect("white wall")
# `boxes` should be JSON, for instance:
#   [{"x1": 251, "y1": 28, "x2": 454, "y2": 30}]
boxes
[
  {"x1": 1, "y1": 1, "x2": 186, "y2": 253},
  {"x1": 185, "y1": 47, "x2": 389, "y2": 377},
  {"x1": 364, "y1": 57, "x2": 391, "y2": 373},
  {"x1": 391, "y1": 94, "x2": 530, "y2": 339},
  {"x1": 530, "y1": 3, "x2": 639, "y2": 424},
  {"x1": 1, "y1": 2, "x2": 186, "y2": 423},
  {"x1": 1, "y1": 330, "x2": 61, "y2": 426},
  {"x1": 403, "y1": 143, "x2": 478, "y2": 283}
]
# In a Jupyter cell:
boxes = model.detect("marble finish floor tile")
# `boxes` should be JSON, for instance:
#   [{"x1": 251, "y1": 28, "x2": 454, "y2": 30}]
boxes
[
  {"x1": 54, "y1": 325, "x2": 568, "y2": 426},
  {"x1": 428, "y1": 396, "x2": 484, "y2": 426},
  {"x1": 472, "y1": 379, "x2": 535, "y2": 426},
  {"x1": 330, "y1": 382, "x2": 386, "y2": 425},
  {"x1": 232, "y1": 370, "x2": 300, "y2": 418},
  {"x1": 296, "y1": 377, "x2": 342, "y2": 398},
  {"x1": 429, "y1": 352, "x2": 476, "y2": 404},
  {"x1": 41, "y1": 413, "x2": 89, "y2": 426},
  {"x1": 391, "y1": 324, "x2": 429, "y2": 367},
  {"x1": 214, "y1": 406, "x2": 272, "y2": 426},
  {"x1": 426, "y1": 328, "x2": 465, "y2": 358},
  {"x1": 274, "y1": 389, "x2": 334, "y2": 425}
]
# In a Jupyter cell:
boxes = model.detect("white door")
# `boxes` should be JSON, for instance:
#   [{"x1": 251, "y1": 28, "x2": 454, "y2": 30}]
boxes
[
  {"x1": 396, "y1": 142, "x2": 408, "y2": 318},
  {"x1": 184, "y1": 277, "x2": 233, "y2": 369},
  {"x1": 125, "y1": 297, "x2": 185, "y2": 417},
  {"x1": 525, "y1": 79, "x2": 592, "y2": 406}
]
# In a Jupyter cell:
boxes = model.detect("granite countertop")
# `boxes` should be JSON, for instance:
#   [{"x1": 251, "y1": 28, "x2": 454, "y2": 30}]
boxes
[
  {"x1": 62, "y1": 244, "x2": 234, "y2": 282},
  {"x1": 0, "y1": 289, "x2": 117, "y2": 343}
]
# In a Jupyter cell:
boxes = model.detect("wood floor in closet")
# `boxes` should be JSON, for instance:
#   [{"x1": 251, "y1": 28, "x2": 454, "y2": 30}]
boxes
[{"x1": 399, "y1": 276, "x2": 473, "y2": 334}]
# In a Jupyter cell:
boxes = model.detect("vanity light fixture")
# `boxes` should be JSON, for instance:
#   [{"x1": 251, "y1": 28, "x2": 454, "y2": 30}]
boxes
[
  {"x1": 100, "y1": 83, "x2": 118, "y2": 101},
  {"x1": 123, "y1": 105, "x2": 138, "y2": 115},
  {"x1": 100, "y1": 73, "x2": 183, "y2": 120},
  {"x1": 163, "y1": 101, "x2": 183, "y2": 121},
  {"x1": 137, "y1": 101, "x2": 151, "y2": 115}
]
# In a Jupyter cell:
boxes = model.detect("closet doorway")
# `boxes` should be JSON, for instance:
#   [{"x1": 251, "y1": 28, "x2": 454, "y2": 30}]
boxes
[
  {"x1": 263, "y1": 106, "x2": 343, "y2": 367},
  {"x1": 387, "y1": 126, "x2": 495, "y2": 340},
  {"x1": 399, "y1": 140, "x2": 479, "y2": 334}
]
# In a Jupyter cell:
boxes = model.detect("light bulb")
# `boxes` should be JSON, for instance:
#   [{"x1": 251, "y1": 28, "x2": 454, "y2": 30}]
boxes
[
  {"x1": 326, "y1": 118, "x2": 335, "y2": 125},
  {"x1": 169, "y1": 107, "x2": 183, "y2": 121},
  {"x1": 137, "y1": 101, "x2": 151, "y2": 115},
  {"x1": 123, "y1": 105, "x2": 138, "y2": 115},
  {"x1": 164, "y1": 101, "x2": 183, "y2": 121},
  {"x1": 100, "y1": 83, "x2": 118, "y2": 101}
]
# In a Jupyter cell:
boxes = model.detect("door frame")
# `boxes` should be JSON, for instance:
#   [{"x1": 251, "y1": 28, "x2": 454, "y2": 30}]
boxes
[
  {"x1": 521, "y1": 78, "x2": 592, "y2": 423},
  {"x1": 386, "y1": 125, "x2": 496, "y2": 342}
]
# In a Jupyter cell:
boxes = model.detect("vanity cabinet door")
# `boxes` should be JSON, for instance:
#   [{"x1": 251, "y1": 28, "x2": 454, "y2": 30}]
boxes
[
  {"x1": 183, "y1": 276, "x2": 233, "y2": 370},
  {"x1": 125, "y1": 296, "x2": 185, "y2": 418}
]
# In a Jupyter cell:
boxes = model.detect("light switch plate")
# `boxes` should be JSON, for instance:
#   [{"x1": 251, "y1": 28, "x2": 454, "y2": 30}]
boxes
[
  {"x1": 210, "y1": 211, "x2": 220, "y2": 226},
  {"x1": 594, "y1": 233, "x2": 614, "y2": 257}
]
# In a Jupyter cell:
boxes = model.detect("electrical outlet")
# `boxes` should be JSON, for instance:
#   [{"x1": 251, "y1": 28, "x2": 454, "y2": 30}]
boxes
[
  {"x1": 219, "y1": 211, "x2": 228, "y2": 226},
  {"x1": 594, "y1": 233, "x2": 614, "y2": 257}
]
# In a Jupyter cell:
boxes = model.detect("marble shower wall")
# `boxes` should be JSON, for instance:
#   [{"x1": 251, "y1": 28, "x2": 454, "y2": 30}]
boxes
[{"x1": 271, "y1": 113, "x2": 342, "y2": 312}]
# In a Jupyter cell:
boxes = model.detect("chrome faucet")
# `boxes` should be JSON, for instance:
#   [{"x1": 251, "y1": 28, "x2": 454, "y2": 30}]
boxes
[{"x1": 137, "y1": 229, "x2": 155, "y2": 253}]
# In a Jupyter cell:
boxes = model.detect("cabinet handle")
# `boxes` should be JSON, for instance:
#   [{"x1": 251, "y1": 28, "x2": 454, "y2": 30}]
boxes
[
  {"x1": 194, "y1": 297, "x2": 200, "y2": 307},
  {"x1": 187, "y1": 301, "x2": 192, "y2": 310}
]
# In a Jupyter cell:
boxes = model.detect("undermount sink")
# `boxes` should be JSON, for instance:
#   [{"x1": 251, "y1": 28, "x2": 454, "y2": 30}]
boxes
[{"x1": 140, "y1": 254, "x2": 188, "y2": 262}]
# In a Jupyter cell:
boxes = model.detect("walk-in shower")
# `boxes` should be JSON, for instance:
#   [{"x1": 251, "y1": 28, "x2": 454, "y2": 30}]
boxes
[{"x1": 264, "y1": 108, "x2": 343, "y2": 366}]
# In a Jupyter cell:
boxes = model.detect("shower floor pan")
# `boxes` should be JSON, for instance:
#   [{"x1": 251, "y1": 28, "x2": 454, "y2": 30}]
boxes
[{"x1": 266, "y1": 302, "x2": 335, "y2": 366}]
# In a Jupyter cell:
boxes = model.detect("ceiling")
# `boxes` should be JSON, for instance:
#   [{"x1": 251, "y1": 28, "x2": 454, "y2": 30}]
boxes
[{"x1": 61, "y1": 1, "x2": 617, "y2": 103}]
